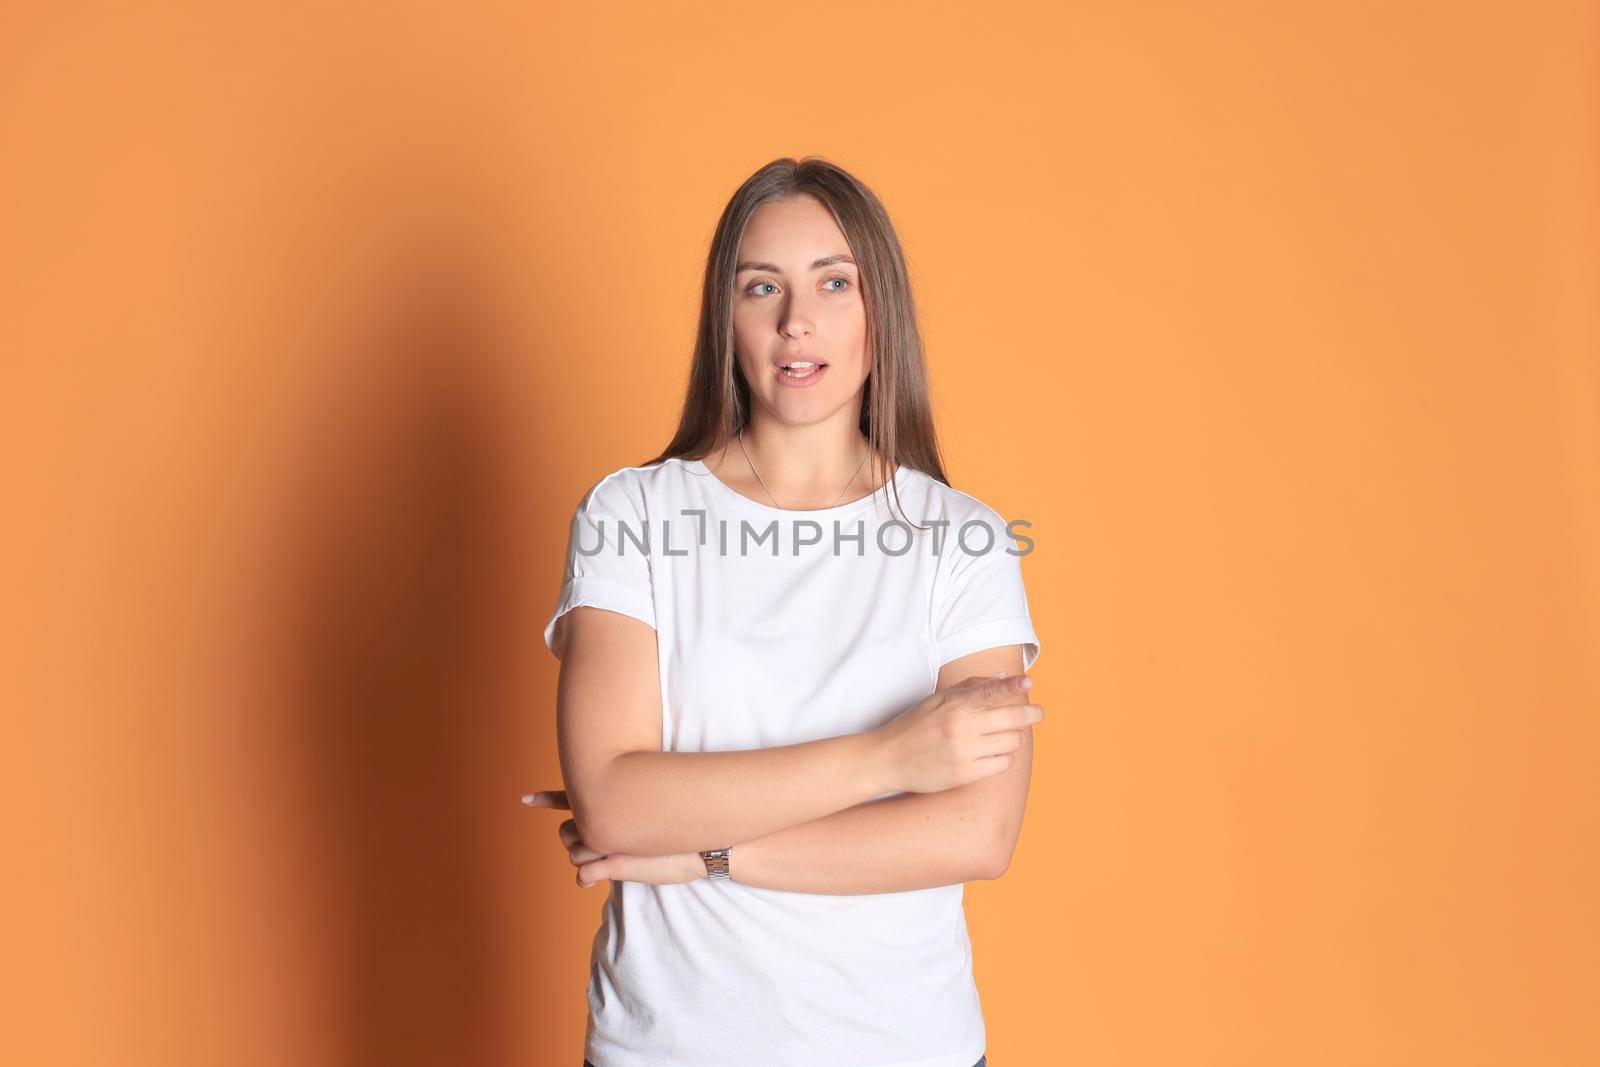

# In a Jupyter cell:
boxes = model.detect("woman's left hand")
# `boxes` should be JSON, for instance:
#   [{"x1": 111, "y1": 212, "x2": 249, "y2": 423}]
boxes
[{"x1": 523, "y1": 789, "x2": 705, "y2": 888}]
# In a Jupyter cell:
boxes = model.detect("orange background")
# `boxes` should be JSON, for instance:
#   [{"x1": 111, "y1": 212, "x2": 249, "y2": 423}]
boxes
[{"x1": 4, "y1": 2, "x2": 1597, "y2": 1064}]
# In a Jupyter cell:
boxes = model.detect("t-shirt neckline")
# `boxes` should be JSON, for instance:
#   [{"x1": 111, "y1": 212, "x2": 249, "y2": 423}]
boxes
[{"x1": 680, "y1": 456, "x2": 907, "y2": 519}]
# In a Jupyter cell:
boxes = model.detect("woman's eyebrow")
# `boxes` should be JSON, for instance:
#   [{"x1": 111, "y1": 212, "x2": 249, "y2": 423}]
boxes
[{"x1": 735, "y1": 254, "x2": 856, "y2": 274}]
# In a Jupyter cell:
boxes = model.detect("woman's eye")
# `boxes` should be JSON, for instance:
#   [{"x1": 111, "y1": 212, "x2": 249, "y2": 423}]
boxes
[{"x1": 744, "y1": 277, "x2": 850, "y2": 296}]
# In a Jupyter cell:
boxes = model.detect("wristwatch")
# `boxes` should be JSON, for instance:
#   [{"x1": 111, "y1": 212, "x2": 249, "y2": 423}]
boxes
[{"x1": 699, "y1": 847, "x2": 731, "y2": 880}]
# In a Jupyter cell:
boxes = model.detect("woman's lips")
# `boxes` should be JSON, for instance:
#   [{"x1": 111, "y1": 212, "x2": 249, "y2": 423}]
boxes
[{"x1": 776, "y1": 363, "x2": 829, "y2": 389}]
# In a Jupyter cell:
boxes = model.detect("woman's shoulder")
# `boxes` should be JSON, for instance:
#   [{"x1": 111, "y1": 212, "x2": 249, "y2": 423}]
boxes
[
  {"x1": 569, "y1": 456, "x2": 690, "y2": 515},
  {"x1": 900, "y1": 470, "x2": 1034, "y2": 577},
  {"x1": 897, "y1": 466, "x2": 1014, "y2": 530}
]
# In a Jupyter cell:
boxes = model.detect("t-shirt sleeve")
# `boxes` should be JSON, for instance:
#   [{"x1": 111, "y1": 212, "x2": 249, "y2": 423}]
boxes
[
  {"x1": 543, "y1": 474, "x2": 657, "y2": 658},
  {"x1": 932, "y1": 508, "x2": 1040, "y2": 672}
]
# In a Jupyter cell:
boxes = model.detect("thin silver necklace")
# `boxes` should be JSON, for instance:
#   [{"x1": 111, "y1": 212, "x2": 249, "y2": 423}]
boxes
[{"x1": 737, "y1": 430, "x2": 871, "y2": 510}]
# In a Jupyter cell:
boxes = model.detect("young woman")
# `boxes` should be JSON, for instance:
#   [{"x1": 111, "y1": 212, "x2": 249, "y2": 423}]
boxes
[{"x1": 525, "y1": 156, "x2": 1043, "y2": 1067}]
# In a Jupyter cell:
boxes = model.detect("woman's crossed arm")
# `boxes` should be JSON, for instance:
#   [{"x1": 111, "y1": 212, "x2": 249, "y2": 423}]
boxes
[
  {"x1": 714, "y1": 642, "x2": 1034, "y2": 892},
  {"x1": 541, "y1": 606, "x2": 1037, "y2": 889}
]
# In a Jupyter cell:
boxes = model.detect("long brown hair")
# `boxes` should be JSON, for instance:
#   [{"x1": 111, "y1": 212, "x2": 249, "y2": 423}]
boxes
[{"x1": 639, "y1": 156, "x2": 949, "y2": 525}]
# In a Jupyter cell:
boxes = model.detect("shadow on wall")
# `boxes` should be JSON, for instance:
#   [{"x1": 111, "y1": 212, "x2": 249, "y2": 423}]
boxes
[{"x1": 285, "y1": 245, "x2": 518, "y2": 1066}]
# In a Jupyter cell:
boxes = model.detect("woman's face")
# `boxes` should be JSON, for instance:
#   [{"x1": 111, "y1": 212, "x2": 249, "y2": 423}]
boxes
[{"x1": 731, "y1": 195, "x2": 868, "y2": 427}]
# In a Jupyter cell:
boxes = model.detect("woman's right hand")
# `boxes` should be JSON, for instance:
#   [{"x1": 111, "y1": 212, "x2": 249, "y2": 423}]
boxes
[{"x1": 871, "y1": 673, "x2": 1044, "y2": 794}]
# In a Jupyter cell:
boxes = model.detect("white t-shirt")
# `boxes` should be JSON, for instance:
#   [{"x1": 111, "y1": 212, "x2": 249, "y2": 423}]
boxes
[{"x1": 543, "y1": 455, "x2": 1040, "y2": 1067}]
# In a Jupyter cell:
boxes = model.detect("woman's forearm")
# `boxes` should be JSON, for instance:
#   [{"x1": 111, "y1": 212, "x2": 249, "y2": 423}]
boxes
[
  {"x1": 584, "y1": 731, "x2": 895, "y2": 856},
  {"x1": 723, "y1": 784, "x2": 999, "y2": 893}
]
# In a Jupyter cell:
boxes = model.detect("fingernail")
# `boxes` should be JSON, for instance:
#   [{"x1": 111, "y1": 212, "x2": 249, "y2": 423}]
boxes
[
  {"x1": 1018, "y1": 676, "x2": 1034, "y2": 689},
  {"x1": 521, "y1": 793, "x2": 538, "y2": 805}
]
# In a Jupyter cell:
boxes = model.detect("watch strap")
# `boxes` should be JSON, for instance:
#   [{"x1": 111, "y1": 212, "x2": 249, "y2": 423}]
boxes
[{"x1": 699, "y1": 847, "x2": 731, "y2": 880}]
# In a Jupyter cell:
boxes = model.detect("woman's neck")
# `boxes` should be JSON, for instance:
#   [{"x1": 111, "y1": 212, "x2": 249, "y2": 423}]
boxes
[{"x1": 707, "y1": 420, "x2": 891, "y2": 510}]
